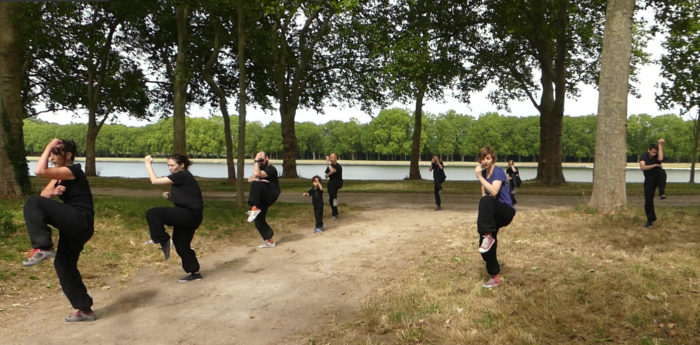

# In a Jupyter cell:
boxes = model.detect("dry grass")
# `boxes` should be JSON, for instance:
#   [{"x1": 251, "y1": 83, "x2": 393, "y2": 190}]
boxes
[{"x1": 303, "y1": 205, "x2": 700, "y2": 345}]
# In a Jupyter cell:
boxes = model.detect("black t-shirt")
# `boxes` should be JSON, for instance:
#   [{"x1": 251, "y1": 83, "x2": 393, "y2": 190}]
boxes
[
  {"x1": 506, "y1": 167, "x2": 520, "y2": 189},
  {"x1": 58, "y1": 164, "x2": 94, "y2": 220},
  {"x1": 640, "y1": 152, "x2": 663, "y2": 178},
  {"x1": 325, "y1": 163, "x2": 343, "y2": 183},
  {"x1": 168, "y1": 169, "x2": 203, "y2": 213},
  {"x1": 261, "y1": 164, "x2": 280, "y2": 192},
  {"x1": 432, "y1": 161, "x2": 445, "y2": 181},
  {"x1": 307, "y1": 187, "x2": 324, "y2": 206}
]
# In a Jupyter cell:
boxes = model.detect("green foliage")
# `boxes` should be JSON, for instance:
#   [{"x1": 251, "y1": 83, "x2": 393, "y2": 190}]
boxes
[
  {"x1": 24, "y1": 110, "x2": 700, "y2": 162},
  {"x1": 0, "y1": 207, "x2": 16, "y2": 238}
]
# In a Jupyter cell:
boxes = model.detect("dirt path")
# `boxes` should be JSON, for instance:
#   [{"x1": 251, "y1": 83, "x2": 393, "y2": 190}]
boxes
[{"x1": 2, "y1": 192, "x2": 698, "y2": 345}]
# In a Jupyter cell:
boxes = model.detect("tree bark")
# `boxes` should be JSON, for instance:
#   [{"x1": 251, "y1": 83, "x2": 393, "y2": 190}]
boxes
[
  {"x1": 533, "y1": 2, "x2": 567, "y2": 186},
  {"x1": 236, "y1": 0, "x2": 247, "y2": 206},
  {"x1": 537, "y1": 107, "x2": 565, "y2": 185},
  {"x1": 173, "y1": 4, "x2": 189, "y2": 155},
  {"x1": 589, "y1": 0, "x2": 635, "y2": 212},
  {"x1": 408, "y1": 83, "x2": 425, "y2": 179},
  {"x1": 85, "y1": 17, "x2": 119, "y2": 177},
  {"x1": 690, "y1": 110, "x2": 699, "y2": 183},
  {"x1": 0, "y1": 2, "x2": 31, "y2": 198},
  {"x1": 280, "y1": 106, "x2": 298, "y2": 178},
  {"x1": 202, "y1": 17, "x2": 235, "y2": 184}
]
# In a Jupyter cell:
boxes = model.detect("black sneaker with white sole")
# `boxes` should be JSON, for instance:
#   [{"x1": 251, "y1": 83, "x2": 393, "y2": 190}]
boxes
[{"x1": 179, "y1": 272, "x2": 203, "y2": 282}]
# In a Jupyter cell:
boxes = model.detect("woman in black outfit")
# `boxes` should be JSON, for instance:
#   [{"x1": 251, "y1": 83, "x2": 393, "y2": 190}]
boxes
[
  {"x1": 23, "y1": 138, "x2": 96, "y2": 322},
  {"x1": 144, "y1": 154, "x2": 204, "y2": 282}
]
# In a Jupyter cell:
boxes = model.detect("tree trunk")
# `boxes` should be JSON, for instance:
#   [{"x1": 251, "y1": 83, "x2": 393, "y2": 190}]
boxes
[
  {"x1": 408, "y1": 84, "x2": 425, "y2": 179},
  {"x1": 0, "y1": 2, "x2": 31, "y2": 198},
  {"x1": 173, "y1": 4, "x2": 189, "y2": 155},
  {"x1": 690, "y1": 110, "x2": 699, "y2": 183},
  {"x1": 280, "y1": 106, "x2": 298, "y2": 178},
  {"x1": 236, "y1": 0, "x2": 247, "y2": 206},
  {"x1": 537, "y1": 107, "x2": 565, "y2": 185},
  {"x1": 589, "y1": 0, "x2": 635, "y2": 212},
  {"x1": 202, "y1": 17, "x2": 235, "y2": 184},
  {"x1": 85, "y1": 115, "x2": 99, "y2": 176}
]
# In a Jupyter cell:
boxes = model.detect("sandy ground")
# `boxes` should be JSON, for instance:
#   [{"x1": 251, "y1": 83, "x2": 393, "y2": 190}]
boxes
[{"x1": 2, "y1": 191, "x2": 698, "y2": 345}]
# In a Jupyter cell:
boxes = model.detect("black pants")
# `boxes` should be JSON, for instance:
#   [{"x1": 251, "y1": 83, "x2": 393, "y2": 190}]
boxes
[
  {"x1": 476, "y1": 196, "x2": 516, "y2": 276},
  {"x1": 644, "y1": 171, "x2": 666, "y2": 223},
  {"x1": 24, "y1": 195, "x2": 94, "y2": 311},
  {"x1": 433, "y1": 179, "x2": 443, "y2": 206},
  {"x1": 328, "y1": 181, "x2": 342, "y2": 217},
  {"x1": 248, "y1": 182, "x2": 280, "y2": 240},
  {"x1": 313, "y1": 201, "x2": 324, "y2": 229},
  {"x1": 146, "y1": 207, "x2": 202, "y2": 273}
]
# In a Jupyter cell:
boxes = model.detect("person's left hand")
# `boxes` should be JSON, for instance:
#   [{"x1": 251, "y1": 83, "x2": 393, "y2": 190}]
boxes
[{"x1": 53, "y1": 184, "x2": 66, "y2": 196}]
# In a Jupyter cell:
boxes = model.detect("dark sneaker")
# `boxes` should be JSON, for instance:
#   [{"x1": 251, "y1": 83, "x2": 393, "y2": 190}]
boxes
[
  {"x1": 22, "y1": 248, "x2": 56, "y2": 267},
  {"x1": 65, "y1": 310, "x2": 96, "y2": 322},
  {"x1": 644, "y1": 222, "x2": 653, "y2": 228},
  {"x1": 179, "y1": 272, "x2": 203, "y2": 282},
  {"x1": 435, "y1": 205, "x2": 441, "y2": 211},
  {"x1": 161, "y1": 240, "x2": 171, "y2": 261},
  {"x1": 482, "y1": 278, "x2": 501, "y2": 289},
  {"x1": 479, "y1": 235, "x2": 495, "y2": 254},
  {"x1": 660, "y1": 194, "x2": 666, "y2": 199}
]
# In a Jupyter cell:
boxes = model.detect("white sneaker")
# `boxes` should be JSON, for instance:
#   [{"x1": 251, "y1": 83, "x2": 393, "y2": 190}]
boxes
[
  {"x1": 479, "y1": 235, "x2": 495, "y2": 253},
  {"x1": 247, "y1": 208, "x2": 261, "y2": 222},
  {"x1": 258, "y1": 241, "x2": 276, "y2": 248},
  {"x1": 22, "y1": 248, "x2": 56, "y2": 267},
  {"x1": 482, "y1": 277, "x2": 501, "y2": 288}
]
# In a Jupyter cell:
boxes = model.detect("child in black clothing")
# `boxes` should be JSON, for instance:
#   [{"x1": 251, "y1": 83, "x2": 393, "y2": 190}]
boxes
[{"x1": 303, "y1": 175, "x2": 324, "y2": 233}]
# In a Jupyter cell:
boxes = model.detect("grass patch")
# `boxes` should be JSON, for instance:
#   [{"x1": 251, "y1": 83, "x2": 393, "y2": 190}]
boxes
[{"x1": 303, "y1": 205, "x2": 700, "y2": 345}]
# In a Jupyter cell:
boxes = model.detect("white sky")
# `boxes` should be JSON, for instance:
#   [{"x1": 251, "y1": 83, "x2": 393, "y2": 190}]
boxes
[{"x1": 37, "y1": 11, "x2": 686, "y2": 127}]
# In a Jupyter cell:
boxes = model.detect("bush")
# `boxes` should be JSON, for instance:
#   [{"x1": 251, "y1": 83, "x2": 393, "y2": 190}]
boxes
[{"x1": 0, "y1": 208, "x2": 16, "y2": 238}]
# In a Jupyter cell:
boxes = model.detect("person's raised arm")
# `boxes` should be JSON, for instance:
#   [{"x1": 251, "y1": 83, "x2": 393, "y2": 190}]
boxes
[
  {"x1": 475, "y1": 165, "x2": 503, "y2": 196},
  {"x1": 34, "y1": 139, "x2": 75, "y2": 180},
  {"x1": 248, "y1": 154, "x2": 269, "y2": 182},
  {"x1": 325, "y1": 156, "x2": 337, "y2": 176},
  {"x1": 657, "y1": 138, "x2": 664, "y2": 162},
  {"x1": 144, "y1": 155, "x2": 173, "y2": 185}
]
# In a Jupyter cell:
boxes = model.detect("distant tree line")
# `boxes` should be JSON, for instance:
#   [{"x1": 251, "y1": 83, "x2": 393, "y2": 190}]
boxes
[{"x1": 24, "y1": 109, "x2": 697, "y2": 163}]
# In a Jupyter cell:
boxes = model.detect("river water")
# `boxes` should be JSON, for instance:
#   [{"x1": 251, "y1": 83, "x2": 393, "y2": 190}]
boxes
[{"x1": 26, "y1": 160, "x2": 698, "y2": 183}]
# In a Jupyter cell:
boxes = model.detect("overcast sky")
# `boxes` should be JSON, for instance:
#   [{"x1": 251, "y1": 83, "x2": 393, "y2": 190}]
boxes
[{"x1": 38, "y1": 10, "x2": 686, "y2": 127}]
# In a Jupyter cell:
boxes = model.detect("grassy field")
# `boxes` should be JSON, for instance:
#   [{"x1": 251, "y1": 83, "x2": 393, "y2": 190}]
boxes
[
  {"x1": 301, "y1": 205, "x2": 700, "y2": 345},
  {"x1": 1, "y1": 178, "x2": 698, "y2": 344}
]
